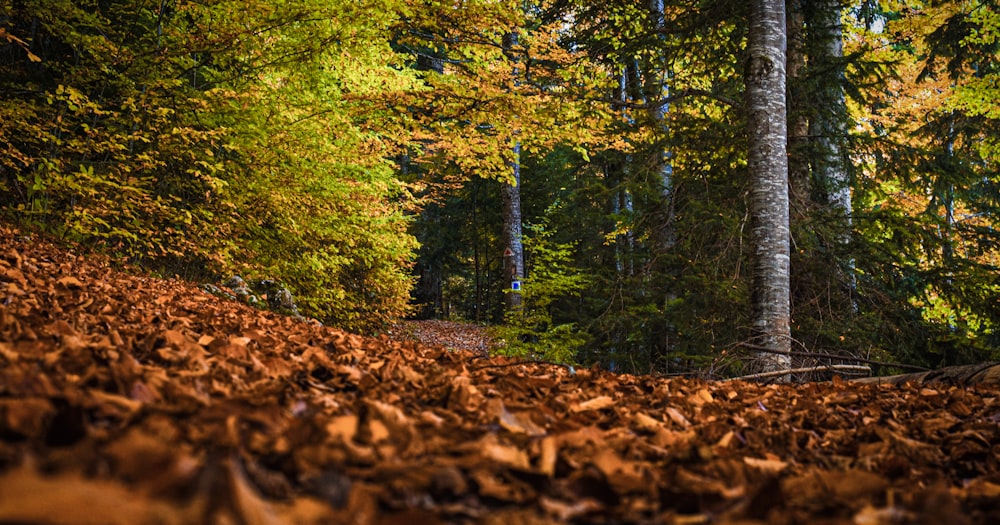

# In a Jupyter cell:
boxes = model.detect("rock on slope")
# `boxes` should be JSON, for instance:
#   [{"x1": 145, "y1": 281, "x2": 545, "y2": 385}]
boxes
[{"x1": 0, "y1": 224, "x2": 999, "y2": 524}]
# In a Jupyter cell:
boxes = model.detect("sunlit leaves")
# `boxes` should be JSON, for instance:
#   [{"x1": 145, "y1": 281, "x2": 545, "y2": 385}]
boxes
[
  {"x1": 0, "y1": 0, "x2": 430, "y2": 331},
  {"x1": 382, "y1": 2, "x2": 611, "y2": 184},
  {"x1": 847, "y1": 0, "x2": 1000, "y2": 364}
]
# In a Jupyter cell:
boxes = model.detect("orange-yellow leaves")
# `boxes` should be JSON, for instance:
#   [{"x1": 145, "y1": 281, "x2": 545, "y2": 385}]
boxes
[{"x1": 0, "y1": 27, "x2": 41, "y2": 62}]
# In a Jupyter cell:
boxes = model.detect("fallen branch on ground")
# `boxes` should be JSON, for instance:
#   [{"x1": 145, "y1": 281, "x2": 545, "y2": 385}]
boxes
[{"x1": 725, "y1": 364, "x2": 872, "y2": 382}]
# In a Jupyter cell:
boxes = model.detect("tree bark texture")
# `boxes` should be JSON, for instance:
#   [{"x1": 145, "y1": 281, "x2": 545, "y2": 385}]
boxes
[
  {"x1": 501, "y1": 143, "x2": 524, "y2": 311},
  {"x1": 746, "y1": 0, "x2": 792, "y2": 373},
  {"x1": 806, "y1": 0, "x2": 856, "y2": 306}
]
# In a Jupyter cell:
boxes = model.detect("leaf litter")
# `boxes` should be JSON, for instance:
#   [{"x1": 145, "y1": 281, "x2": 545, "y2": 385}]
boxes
[{"x1": 0, "y1": 225, "x2": 998, "y2": 524}]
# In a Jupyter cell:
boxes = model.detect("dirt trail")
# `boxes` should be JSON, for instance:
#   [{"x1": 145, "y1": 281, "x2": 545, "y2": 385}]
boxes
[{"x1": 391, "y1": 319, "x2": 493, "y2": 356}]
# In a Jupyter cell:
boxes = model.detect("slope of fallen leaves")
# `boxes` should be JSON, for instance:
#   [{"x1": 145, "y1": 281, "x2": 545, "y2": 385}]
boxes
[{"x1": 0, "y1": 225, "x2": 999, "y2": 525}]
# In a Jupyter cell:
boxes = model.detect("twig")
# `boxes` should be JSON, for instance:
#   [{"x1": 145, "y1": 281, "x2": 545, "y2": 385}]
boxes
[{"x1": 724, "y1": 364, "x2": 871, "y2": 382}]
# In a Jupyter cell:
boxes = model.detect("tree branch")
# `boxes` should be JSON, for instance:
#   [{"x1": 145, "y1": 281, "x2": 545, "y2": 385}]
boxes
[
  {"x1": 725, "y1": 364, "x2": 871, "y2": 382},
  {"x1": 734, "y1": 341, "x2": 930, "y2": 372}
]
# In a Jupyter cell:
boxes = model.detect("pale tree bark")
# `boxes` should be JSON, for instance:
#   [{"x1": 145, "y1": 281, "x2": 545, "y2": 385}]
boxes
[
  {"x1": 808, "y1": 0, "x2": 850, "y2": 220},
  {"x1": 501, "y1": 144, "x2": 524, "y2": 312},
  {"x1": 502, "y1": 31, "x2": 524, "y2": 312},
  {"x1": 646, "y1": 0, "x2": 678, "y2": 360},
  {"x1": 746, "y1": 0, "x2": 791, "y2": 374},
  {"x1": 807, "y1": 0, "x2": 855, "y2": 302},
  {"x1": 646, "y1": 0, "x2": 677, "y2": 254},
  {"x1": 613, "y1": 62, "x2": 635, "y2": 277}
]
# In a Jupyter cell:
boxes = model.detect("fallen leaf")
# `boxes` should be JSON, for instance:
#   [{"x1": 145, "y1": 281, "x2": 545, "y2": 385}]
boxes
[
  {"x1": 571, "y1": 395, "x2": 614, "y2": 413},
  {"x1": 56, "y1": 276, "x2": 84, "y2": 288},
  {"x1": 538, "y1": 496, "x2": 602, "y2": 520},
  {"x1": 481, "y1": 439, "x2": 532, "y2": 470},
  {"x1": 664, "y1": 406, "x2": 691, "y2": 428},
  {"x1": 0, "y1": 465, "x2": 181, "y2": 524},
  {"x1": 744, "y1": 456, "x2": 788, "y2": 474},
  {"x1": 489, "y1": 398, "x2": 546, "y2": 436}
]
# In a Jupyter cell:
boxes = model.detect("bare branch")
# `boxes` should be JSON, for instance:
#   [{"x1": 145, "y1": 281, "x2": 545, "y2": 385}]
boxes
[
  {"x1": 725, "y1": 364, "x2": 871, "y2": 382},
  {"x1": 734, "y1": 341, "x2": 930, "y2": 372}
]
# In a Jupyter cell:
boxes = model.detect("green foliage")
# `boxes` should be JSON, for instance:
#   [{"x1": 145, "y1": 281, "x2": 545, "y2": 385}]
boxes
[
  {"x1": 843, "y1": 0, "x2": 1000, "y2": 367},
  {"x1": 1, "y1": 0, "x2": 227, "y2": 265},
  {"x1": 491, "y1": 214, "x2": 591, "y2": 364},
  {"x1": 0, "y1": 0, "x2": 422, "y2": 333}
]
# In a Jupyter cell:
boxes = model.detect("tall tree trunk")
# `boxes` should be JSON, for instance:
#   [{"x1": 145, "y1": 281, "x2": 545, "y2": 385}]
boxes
[
  {"x1": 807, "y1": 0, "x2": 854, "y2": 301},
  {"x1": 601, "y1": 60, "x2": 637, "y2": 281},
  {"x1": 942, "y1": 112, "x2": 956, "y2": 265},
  {"x1": 646, "y1": 0, "x2": 677, "y2": 255},
  {"x1": 472, "y1": 178, "x2": 484, "y2": 322},
  {"x1": 746, "y1": 0, "x2": 791, "y2": 374},
  {"x1": 647, "y1": 0, "x2": 678, "y2": 362},
  {"x1": 502, "y1": 32, "x2": 524, "y2": 313},
  {"x1": 808, "y1": 0, "x2": 850, "y2": 219},
  {"x1": 501, "y1": 145, "x2": 524, "y2": 312}
]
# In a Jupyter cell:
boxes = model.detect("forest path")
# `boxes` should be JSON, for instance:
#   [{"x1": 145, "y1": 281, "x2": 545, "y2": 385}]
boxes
[{"x1": 391, "y1": 319, "x2": 494, "y2": 356}]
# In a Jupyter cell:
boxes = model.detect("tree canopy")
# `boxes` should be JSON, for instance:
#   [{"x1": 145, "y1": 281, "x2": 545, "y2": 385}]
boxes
[{"x1": 3, "y1": 0, "x2": 999, "y2": 375}]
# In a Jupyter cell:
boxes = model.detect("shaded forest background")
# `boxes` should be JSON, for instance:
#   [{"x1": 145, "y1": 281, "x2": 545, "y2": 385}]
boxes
[{"x1": 2, "y1": 0, "x2": 999, "y2": 377}]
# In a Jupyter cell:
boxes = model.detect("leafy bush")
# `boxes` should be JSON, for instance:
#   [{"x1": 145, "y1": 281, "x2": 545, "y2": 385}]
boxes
[
  {"x1": 491, "y1": 217, "x2": 591, "y2": 364},
  {"x1": 0, "y1": 0, "x2": 420, "y2": 333}
]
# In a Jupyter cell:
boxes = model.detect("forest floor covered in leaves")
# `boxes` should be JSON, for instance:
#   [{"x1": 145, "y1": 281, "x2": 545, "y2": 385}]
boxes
[
  {"x1": 389, "y1": 320, "x2": 493, "y2": 357},
  {"x1": 1, "y1": 224, "x2": 999, "y2": 524}
]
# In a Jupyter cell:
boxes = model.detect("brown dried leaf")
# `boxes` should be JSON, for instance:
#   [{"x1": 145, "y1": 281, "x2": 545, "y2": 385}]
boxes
[
  {"x1": 0, "y1": 466, "x2": 181, "y2": 524},
  {"x1": 743, "y1": 456, "x2": 789, "y2": 474},
  {"x1": 56, "y1": 276, "x2": 84, "y2": 289},
  {"x1": 664, "y1": 406, "x2": 692, "y2": 428},
  {"x1": 570, "y1": 395, "x2": 614, "y2": 413}
]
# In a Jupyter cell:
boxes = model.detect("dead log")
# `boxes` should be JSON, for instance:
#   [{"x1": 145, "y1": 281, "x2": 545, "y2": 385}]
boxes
[{"x1": 852, "y1": 362, "x2": 1000, "y2": 387}]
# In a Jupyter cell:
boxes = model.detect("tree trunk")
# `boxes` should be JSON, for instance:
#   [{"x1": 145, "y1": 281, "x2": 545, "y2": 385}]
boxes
[
  {"x1": 501, "y1": 144, "x2": 524, "y2": 312},
  {"x1": 807, "y1": 0, "x2": 855, "y2": 295},
  {"x1": 803, "y1": 0, "x2": 857, "y2": 316},
  {"x1": 502, "y1": 32, "x2": 524, "y2": 313},
  {"x1": 646, "y1": 0, "x2": 678, "y2": 362},
  {"x1": 745, "y1": 0, "x2": 791, "y2": 374},
  {"x1": 807, "y1": 0, "x2": 850, "y2": 220},
  {"x1": 646, "y1": 0, "x2": 677, "y2": 255}
]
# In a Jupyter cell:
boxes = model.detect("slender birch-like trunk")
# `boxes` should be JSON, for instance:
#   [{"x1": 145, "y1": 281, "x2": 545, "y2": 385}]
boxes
[
  {"x1": 647, "y1": 0, "x2": 678, "y2": 360},
  {"x1": 646, "y1": 0, "x2": 676, "y2": 254},
  {"x1": 502, "y1": 31, "x2": 524, "y2": 312},
  {"x1": 808, "y1": 0, "x2": 850, "y2": 221},
  {"x1": 807, "y1": 0, "x2": 855, "y2": 303},
  {"x1": 745, "y1": 0, "x2": 791, "y2": 374}
]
